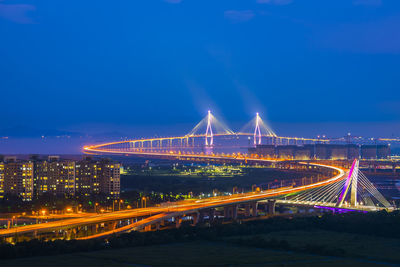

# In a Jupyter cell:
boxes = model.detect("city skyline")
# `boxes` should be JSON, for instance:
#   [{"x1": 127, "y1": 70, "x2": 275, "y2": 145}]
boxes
[{"x1": 1, "y1": 1, "x2": 400, "y2": 263}]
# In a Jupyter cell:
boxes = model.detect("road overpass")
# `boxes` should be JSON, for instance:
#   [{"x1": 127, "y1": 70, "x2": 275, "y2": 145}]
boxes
[{"x1": 0, "y1": 162, "x2": 348, "y2": 241}]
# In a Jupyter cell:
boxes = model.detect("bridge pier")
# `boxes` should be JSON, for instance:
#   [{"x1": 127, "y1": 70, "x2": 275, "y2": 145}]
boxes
[
  {"x1": 232, "y1": 204, "x2": 238, "y2": 220},
  {"x1": 175, "y1": 216, "x2": 182, "y2": 228},
  {"x1": 224, "y1": 205, "x2": 238, "y2": 220},
  {"x1": 65, "y1": 229, "x2": 74, "y2": 240},
  {"x1": 199, "y1": 210, "x2": 205, "y2": 223},
  {"x1": 266, "y1": 200, "x2": 276, "y2": 215},
  {"x1": 198, "y1": 209, "x2": 216, "y2": 222},
  {"x1": 224, "y1": 206, "x2": 230, "y2": 219},
  {"x1": 192, "y1": 212, "x2": 199, "y2": 225},
  {"x1": 90, "y1": 225, "x2": 96, "y2": 235},
  {"x1": 251, "y1": 202, "x2": 258, "y2": 217},
  {"x1": 244, "y1": 203, "x2": 251, "y2": 217},
  {"x1": 209, "y1": 208, "x2": 215, "y2": 222}
]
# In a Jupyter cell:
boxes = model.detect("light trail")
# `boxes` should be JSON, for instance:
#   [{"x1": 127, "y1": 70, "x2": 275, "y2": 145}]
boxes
[{"x1": 0, "y1": 162, "x2": 346, "y2": 239}]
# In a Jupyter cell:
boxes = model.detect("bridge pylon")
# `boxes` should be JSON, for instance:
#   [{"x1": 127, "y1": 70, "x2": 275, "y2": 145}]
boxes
[
  {"x1": 254, "y1": 113, "x2": 262, "y2": 145},
  {"x1": 279, "y1": 159, "x2": 392, "y2": 210},
  {"x1": 205, "y1": 110, "x2": 213, "y2": 146},
  {"x1": 240, "y1": 113, "x2": 277, "y2": 146},
  {"x1": 186, "y1": 110, "x2": 234, "y2": 147},
  {"x1": 337, "y1": 159, "x2": 359, "y2": 207}
]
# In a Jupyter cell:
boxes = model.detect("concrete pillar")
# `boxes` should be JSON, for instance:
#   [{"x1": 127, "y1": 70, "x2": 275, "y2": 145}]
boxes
[
  {"x1": 144, "y1": 225, "x2": 151, "y2": 231},
  {"x1": 224, "y1": 207, "x2": 230, "y2": 218},
  {"x1": 175, "y1": 217, "x2": 182, "y2": 228},
  {"x1": 251, "y1": 202, "x2": 258, "y2": 217},
  {"x1": 66, "y1": 229, "x2": 73, "y2": 239},
  {"x1": 244, "y1": 204, "x2": 251, "y2": 217},
  {"x1": 223, "y1": 207, "x2": 228, "y2": 218},
  {"x1": 199, "y1": 211, "x2": 205, "y2": 223},
  {"x1": 232, "y1": 205, "x2": 238, "y2": 220},
  {"x1": 192, "y1": 212, "x2": 199, "y2": 225},
  {"x1": 155, "y1": 222, "x2": 160, "y2": 230},
  {"x1": 267, "y1": 200, "x2": 276, "y2": 215},
  {"x1": 209, "y1": 209, "x2": 215, "y2": 221}
]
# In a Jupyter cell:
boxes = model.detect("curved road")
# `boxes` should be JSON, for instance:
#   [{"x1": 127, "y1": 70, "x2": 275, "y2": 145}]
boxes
[{"x1": 0, "y1": 162, "x2": 346, "y2": 239}]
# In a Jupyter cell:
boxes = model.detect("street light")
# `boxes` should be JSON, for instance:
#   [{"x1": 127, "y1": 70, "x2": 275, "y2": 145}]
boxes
[
  {"x1": 119, "y1": 199, "x2": 123, "y2": 211},
  {"x1": 40, "y1": 210, "x2": 46, "y2": 224},
  {"x1": 113, "y1": 200, "x2": 117, "y2": 212},
  {"x1": 141, "y1": 197, "x2": 147, "y2": 208}
]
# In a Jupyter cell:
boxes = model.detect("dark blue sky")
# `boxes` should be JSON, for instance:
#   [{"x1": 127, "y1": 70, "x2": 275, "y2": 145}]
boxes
[{"x1": 1, "y1": 0, "x2": 399, "y2": 137}]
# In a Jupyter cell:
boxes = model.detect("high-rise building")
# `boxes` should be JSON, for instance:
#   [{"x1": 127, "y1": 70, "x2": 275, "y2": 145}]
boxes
[
  {"x1": 75, "y1": 158, "x2": 100, "y2": 197},
  {"x1": 99, "y1": 162, "x2": 120, "y2": 199},
  {"x1": 36, "y1": 158, "x2": 75, "y2": 197},
  {"x1": 0, "y1": 162, "x2": 4, "y2": 199},
  {"x1": 3, "y1": 160, "x2": 34, "y2": 201},
  {"x1": 1, "y1": 156, "x2": 120, "y2": 201},
  {"x1": 75, "y1": 157, "x2": 120, "y2": 199}
]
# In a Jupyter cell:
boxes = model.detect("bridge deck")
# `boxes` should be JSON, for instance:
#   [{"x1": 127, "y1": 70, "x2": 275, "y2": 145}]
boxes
[{"x1": 0, "y1": 163, "x2": 346, "y2": 238}]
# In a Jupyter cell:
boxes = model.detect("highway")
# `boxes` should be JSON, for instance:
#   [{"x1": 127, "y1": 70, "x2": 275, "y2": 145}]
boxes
[{"x1": 0, "y1": 162, "x2": 346, "y2": 239}]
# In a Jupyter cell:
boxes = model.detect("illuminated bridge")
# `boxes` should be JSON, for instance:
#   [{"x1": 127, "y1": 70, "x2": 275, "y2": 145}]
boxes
[
  {"x1": 0, "y1": 160, "x2": 393, "y2": 242},
  {"x1": 83, "y1": 111, "x2": 330, "y2": 158},
  {"x1": 0, "y1": 113, "x2": 394, "y2": 243}
]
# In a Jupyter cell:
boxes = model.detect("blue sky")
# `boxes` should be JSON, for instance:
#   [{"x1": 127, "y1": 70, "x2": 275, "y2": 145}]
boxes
[{"x1": 0, "y1": 0, "x2": 399, "y2": 138}]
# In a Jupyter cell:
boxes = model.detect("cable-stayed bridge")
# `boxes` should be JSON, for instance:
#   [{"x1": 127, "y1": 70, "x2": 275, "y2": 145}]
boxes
[
  {"x1": 0, "y1": 113, "x2": 395, "y2": 243},
  {"x1": 275, "y1": 159, "x2": 392, "y2": 211},
  {"x1": 84, "y1": 111, "x2": 328, "y2": 157},
  {"x1": 83, "y1": 112, "x2": 394, "y2": 215},
  {"x1": 0, "y1": 158, "x2": 393, "y2": 243}
]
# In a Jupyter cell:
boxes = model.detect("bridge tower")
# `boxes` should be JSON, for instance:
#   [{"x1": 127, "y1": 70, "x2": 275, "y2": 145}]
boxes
[
  {"x1": 254, "y1": 112, "x2": 262, "y2": 145},
  {"x1": 205, "y1": 110, "x2": 213, "y2": 146},
  {"x1": 350, "y1": 160, "x2": 359, "y2": 206},
  {"x1": 337, "y1": 159, "x2": 359, "y2": 207}
]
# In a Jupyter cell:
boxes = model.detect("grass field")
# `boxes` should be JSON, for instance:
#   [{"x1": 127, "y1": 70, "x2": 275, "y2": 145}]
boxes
[
  {"x1": 226, "y1": 229, "x2": 400, "y2": 264},
  {"x1": 2, "y1": 234, "x2": 398, "y2": 267},
  {"x1": 262, "y1": 230, "x2": 400, "y2": 263},
  {"x1": 121, "y1": 167, "x2": 319, "y2": 195}
]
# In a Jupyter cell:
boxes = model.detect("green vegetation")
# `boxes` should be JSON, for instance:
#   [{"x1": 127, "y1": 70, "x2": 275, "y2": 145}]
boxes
[
  {"x1": 122, "y1": 165, "x2": 322, "y2": 195},
  {"x1": 0, "y1": 241, "x2": 386, "y2": 267},
  {"x1": 228, "y1": 229, "x2": 400, "y2": 263}
]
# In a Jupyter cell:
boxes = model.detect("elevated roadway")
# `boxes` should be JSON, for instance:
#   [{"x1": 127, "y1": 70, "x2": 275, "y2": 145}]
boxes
[{"x1": 0, "y1": 162, "x2": 346, "y2": 240}]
